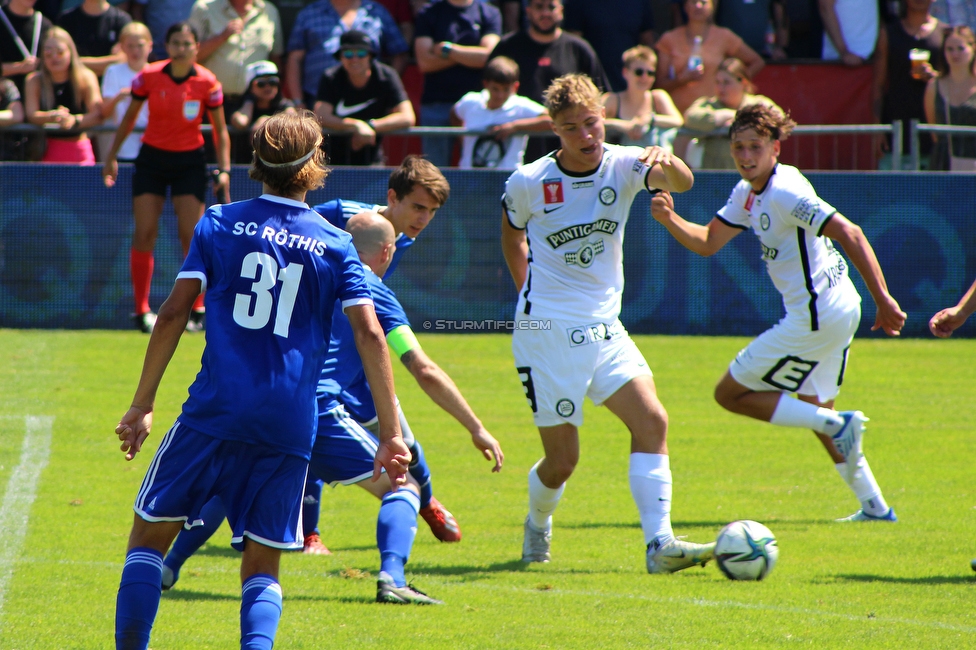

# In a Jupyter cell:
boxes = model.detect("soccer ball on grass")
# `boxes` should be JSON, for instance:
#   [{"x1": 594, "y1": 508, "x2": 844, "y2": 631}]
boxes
[{"x1": 714, "y1": 520, "x2": 778, "y2": 581}]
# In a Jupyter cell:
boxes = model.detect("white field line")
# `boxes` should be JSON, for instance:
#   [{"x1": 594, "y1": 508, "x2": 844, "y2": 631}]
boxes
[{"x1": 0, "y1": 415, "x2": 54, "y2": 625}]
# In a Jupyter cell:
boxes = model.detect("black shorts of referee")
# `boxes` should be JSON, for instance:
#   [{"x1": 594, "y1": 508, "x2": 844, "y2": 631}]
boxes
[{"x1": 133, "y1": 143, "x2": 209, "y2": 202}]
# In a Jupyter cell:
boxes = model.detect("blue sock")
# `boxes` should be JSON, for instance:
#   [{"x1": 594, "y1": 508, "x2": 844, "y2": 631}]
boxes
[
  {"x1": 164, "y1": 496, "x2": 226, "y2": 579},
  {"x1": 115, "y1": 547, "x2": 163, "y2": 650},
  {"x1": 408, "y1": 441, "x2": 433, "y2": 509},
  {"x1": 240, "y1": 574, "x2": 282, "y2": 650},
  {"x1": 302, "y1": 477, "x2": 324, "y2": 536},
  {"x1": 377, "y1": 491, "x2": 420, "y2": 588}
]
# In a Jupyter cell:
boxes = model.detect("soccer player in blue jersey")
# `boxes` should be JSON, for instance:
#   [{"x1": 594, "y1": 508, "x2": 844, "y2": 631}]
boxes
[
  {"x1": 313, "y1": 211, "x2": 503, "y2": 604},
  {"x1": 113, "y1": 111, "x2": 409, "y2": 650},
  {"x1": 306, "y1": 155, "x2": 463, "y2": 548}
]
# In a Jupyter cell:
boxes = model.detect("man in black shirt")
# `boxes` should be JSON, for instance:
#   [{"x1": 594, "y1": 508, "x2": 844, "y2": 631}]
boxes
[
  {"x1": 489, "y1": 0, "x2": 609, "y2": 161},
  {"x1": 57, "y1": 0, "x2": 131, "y2": 77},
  {"x1": 314, "y1": 30, "x2": 415, "y2": 165}
]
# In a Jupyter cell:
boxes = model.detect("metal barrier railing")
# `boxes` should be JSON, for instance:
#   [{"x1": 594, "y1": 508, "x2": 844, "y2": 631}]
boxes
[
  {"x1": 11, "y1": 120, "x2": 976, "y2": 172},
  {"x1": 909, "y1": 120, "x2": 976, "y2": 170}
]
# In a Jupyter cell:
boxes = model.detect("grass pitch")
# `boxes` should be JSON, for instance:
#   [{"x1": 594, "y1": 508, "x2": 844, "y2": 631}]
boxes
[{"x1": 0, "y1": 330, "x2": 974, "y2": 649}]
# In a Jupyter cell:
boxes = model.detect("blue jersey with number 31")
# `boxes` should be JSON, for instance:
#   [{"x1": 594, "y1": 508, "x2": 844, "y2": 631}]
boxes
[{"x1": 177, "y1": 195, "x2": 373, "y2": 459}]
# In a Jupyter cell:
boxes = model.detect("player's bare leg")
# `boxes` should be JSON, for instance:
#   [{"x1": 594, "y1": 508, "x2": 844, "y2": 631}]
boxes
[{"x1": 604, "y1": 376, "x2": 714, "y2": 573}]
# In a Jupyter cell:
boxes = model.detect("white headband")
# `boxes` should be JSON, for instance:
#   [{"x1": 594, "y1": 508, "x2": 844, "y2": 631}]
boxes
[{"x1": 258, "y1": 147, "x2": 318, "y2": 168}]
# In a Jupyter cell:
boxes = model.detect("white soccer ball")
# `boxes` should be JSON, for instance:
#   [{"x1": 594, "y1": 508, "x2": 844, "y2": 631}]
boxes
[{"x1": 715, "y1": 520, "x2": 778, "y2": 581}]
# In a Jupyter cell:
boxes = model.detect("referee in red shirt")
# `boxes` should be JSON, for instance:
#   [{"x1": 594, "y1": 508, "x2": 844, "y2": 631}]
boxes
[{"x1": 103, "y1": 22, "x2": 232, "y2": 333}]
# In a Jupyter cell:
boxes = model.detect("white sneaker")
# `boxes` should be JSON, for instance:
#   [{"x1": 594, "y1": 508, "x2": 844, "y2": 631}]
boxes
[
  {"x1": 835, "y1": 508, "x2": 897, "y2": 523},
  {"x1": 646, "y1": 537, "x2": 715, "y2": 574},
  {"x1": 832, "y1": 410, "x2": 868, "y2": 475},
  {"x1": 521, "y1": 516, "x2": 551, "y2": 563}
]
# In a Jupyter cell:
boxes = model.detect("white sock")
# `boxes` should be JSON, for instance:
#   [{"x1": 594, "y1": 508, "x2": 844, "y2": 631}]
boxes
[
  {"x1": 527, "y1": 461, "x2": 564, "y2": 531},
  {"x1": 629, "y1": 452, "x2": 673, "y2": 546},
  {"x1": 834, "y1": 458, "x2": 889, "y2": 516},
  {"x1": 770, "y1": 395, "x2": 843, "y2": 435}
]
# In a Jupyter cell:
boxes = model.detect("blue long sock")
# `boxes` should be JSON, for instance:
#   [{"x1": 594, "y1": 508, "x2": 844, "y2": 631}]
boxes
[
  {"x1": 408, "y1": 441, "x2": 433, "y2": 509},
  {"x1": 377, "y1": 491, "x2": 420, "y2": 588},
  {"x1": 302, "y1": 477, "x2": 324, "y2": 536},
  {"x1": 163, "y1": 496, "x2": 226, "y2": 579},
  {"x1": 115, "y1": 547, "x2": 163, "y2": 650},
  {"x1": 241, "y1": 574, "x2": 282, "y2": 650}
]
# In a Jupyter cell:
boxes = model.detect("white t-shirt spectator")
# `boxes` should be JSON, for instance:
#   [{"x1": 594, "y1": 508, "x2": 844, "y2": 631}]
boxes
[
  {"x1": 454, "y1": 90, "x2": 546, "y2": 169},
  {"x1": 101, "y1": 61, "x2": 149, "y2": 160}
]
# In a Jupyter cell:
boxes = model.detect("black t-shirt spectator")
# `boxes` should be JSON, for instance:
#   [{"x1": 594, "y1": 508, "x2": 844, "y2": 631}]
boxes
[
  {"x1": 317, "y1": 60, "x2": 408, "y2": 165},
  {"x1": 415, "y1": 0, "x2": 502, "y2": 104},
  {"x1": 490, "y1": 30, "x2": 610, "y2": 105},
  {"x1": 57, "y1": 5, "x2": 131, "y2": 58},
  {"x1": 0, "y1": 6, "x2": 53, "y2": 93},
  {"x1": 562, "y1": 0, "x2": 654, "y2": 91}
]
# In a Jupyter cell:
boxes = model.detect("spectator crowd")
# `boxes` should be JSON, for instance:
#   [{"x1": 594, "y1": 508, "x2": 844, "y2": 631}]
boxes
[{"x1": 0, "y1": 0, "x2": 973, "y2": 169}]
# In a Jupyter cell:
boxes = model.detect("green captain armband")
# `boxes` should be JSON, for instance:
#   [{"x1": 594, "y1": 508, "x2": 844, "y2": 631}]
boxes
[{"x1": 387, "y1": 324, "x2": 420, "y2": 358}]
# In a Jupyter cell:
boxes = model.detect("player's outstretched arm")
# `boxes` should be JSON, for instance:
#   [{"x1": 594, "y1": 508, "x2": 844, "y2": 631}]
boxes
[
  {"x1": 641, "y1": 146, "x2": 694, "y2": 193},
  {"x1": 822, "y1": 213, "x2": 906, "y2": 336},
  {"x1": 116, "y1": 278, "x2": 200, "y2": 460},
  {"x1": 650, "y1": 190, "x2": 741, "y2": 257},
  {"x1": 501, "y1": 212, "x2": 528, "y2": 291},
  {"x1": 929, "y1": 276, "x2": 976, "y2": 338},
  {"x1": 400, "y1": 346, "x2": 504, "y2": 472},
  {"x1": 347, "y1": 304, "x2": 410, "y2": 487}
]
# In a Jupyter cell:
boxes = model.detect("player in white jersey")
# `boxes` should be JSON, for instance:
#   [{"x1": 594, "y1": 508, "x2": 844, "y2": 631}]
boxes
[
  {"x1": 501, "y1": 73, "x2": 716, "y2": 574},
  {"x1": 650, "y1": 104, "x2": 907, "y2": 523}
]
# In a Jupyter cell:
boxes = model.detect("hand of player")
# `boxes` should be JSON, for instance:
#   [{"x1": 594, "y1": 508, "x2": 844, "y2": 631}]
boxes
[
  {"x1": 103, "y1": 157, "x2": 118, "y2": 188},
  {"x1": 470, "y1": 427, "x2": 504, "y2": 472},
  {"x1": 637, "y1": 145, "x2": 673, "y2": 169},
  {"x1": 116, "y1": 406, "x2": 153, "y2": 460},
  {"x1": 929, "y1": 307, "x2": 967, "y2": 338},
  {"x1": 373, "y1": 436, "x2": 411, "y2": 490},
  {"x1": 871, "y1": 293, "x2": 906, "y2": 337},
  {"x1": 649, "y1": 190, "x2": 674, "y2": 223}
]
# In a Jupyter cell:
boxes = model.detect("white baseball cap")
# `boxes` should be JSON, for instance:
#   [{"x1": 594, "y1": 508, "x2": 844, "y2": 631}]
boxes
[{"x1": 245, "y1": 60, "x2": 279, "y2": 87}]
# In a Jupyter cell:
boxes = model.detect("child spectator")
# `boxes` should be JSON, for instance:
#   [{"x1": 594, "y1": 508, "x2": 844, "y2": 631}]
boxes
[
  {"x1": 450, "y1": 55, "x2": 550, "y2": 169},
  {"x1": 24, "y1": 26, "x2": 102, "y2": 164},
  {"x1": 100, "y1": 21, "x2": 151, "y2": 162},
  {"x1": 230, "y1": 60, "x2": 295, "y2": 161}
]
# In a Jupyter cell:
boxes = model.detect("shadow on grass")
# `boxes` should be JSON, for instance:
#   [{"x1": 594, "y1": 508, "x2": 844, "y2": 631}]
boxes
[
  {"x1": 406, "y1": 559, "x2": 638, "y2": 577},
  {"x1": 829, "y1": 573, "x2": 976, "y2": 585},
  {"x1": 163, "y1": 589, "x2": 238, "y2": 602},
  {"x1": 165, "y1": 589, "x2": 376, "y2": 605},
  {"x1": 561, "y1": 520, "x2": 826, "y2": 529}
]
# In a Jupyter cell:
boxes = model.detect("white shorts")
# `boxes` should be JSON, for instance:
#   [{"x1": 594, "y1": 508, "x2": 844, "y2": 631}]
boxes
[
  {"x1": 512, "y1": 317, "x2": 652, "y2": 427},
  {"x1": 729, "y1": 304, "x2": 860, "y2": 403}
]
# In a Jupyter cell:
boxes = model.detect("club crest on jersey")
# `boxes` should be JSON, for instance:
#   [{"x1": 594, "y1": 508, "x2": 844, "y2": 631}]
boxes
[
  {"x1": 760, "y1": 213, "x2": 770, "y2": 230},
  {"x1": 599, "y1": 187, "x2": 616, "y2": 205},
  {"x1": 183, "y1": 99, "x2": 201, "y2": 120},
  {"x1": 555, "y1": 398, "x2": 575, "y2": 417},
  {"x1": 564, "y1": 238, "x2": 605, "y2": 267},
  {"x1": 546, "y1": 218, "x2": 618, "y2": 248},
  {"x1": 543, "y1": 178, "x2": 564, "y2": 205}
]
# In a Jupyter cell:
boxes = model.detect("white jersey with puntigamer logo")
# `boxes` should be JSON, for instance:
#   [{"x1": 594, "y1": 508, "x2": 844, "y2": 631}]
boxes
[
  {"x1": 502, "y1": 143, "x2": 654, "y2": 322},
  {"x1": 717, "y1": 163, "x2": 860, "y2": 331}
]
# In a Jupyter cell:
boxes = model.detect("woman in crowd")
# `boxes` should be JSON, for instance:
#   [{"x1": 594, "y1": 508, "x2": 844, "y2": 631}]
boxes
[
  {"x1": 230, "y1": 60, "x2": 295, "y2": 163},
  {"x1": 653, "y1": 0, "x2": 764, "y2": 115},
  {"x1": 24, "y1": 27, "x2": 102, "y2": 165},
  {"x1": 103, "y1": 22, "x2": 231, "y2": 333},
  {"x1": 924, "y1": 25, "x2": 976, "y2": 171},
  {"x1": 603, "y1": 45, "x2": 683, "y2": 153},
  {"x1": 683, "y1": 57, "x2": 781, "y2": 169}
]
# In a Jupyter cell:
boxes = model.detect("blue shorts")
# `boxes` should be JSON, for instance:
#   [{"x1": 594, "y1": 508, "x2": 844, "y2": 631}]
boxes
[
  {"x1": 309, "y1": 405, "x2": 378, "y2": 486},
  {"x1": 134, "y1": 420, "x2": 308, "y2": 551}
]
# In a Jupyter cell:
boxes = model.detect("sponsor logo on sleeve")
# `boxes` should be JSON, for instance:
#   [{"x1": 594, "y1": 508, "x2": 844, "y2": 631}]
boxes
[{"x1": 791, "y1": 197, "x2": 820, "y2": 225}]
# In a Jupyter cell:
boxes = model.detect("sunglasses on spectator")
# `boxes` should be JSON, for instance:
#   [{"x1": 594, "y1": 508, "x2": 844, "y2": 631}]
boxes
[
  {"x1": 255, "y1": 77, "x2": 279, "y2": 88},
  {"x1": 341, "y1": 49, "x2": 370, "y2": 59},
  {"x1": 630, "y1": 68, "x2": 654, "y2": 77}
]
